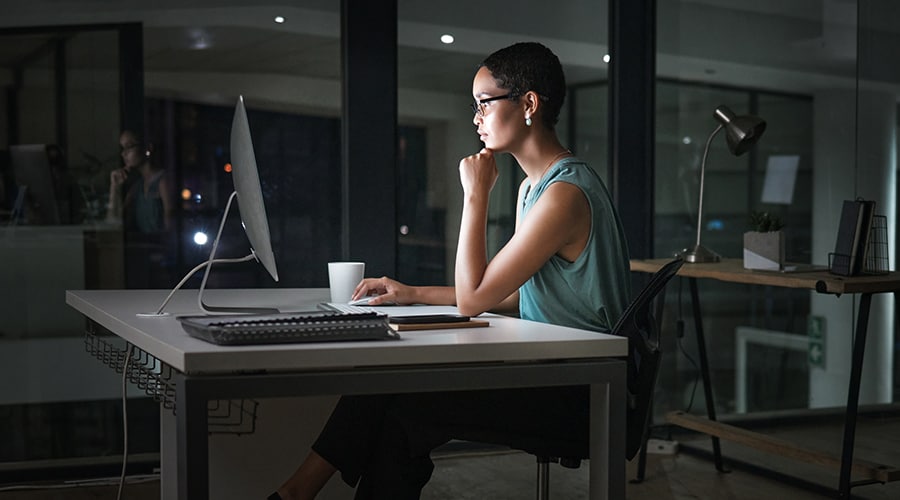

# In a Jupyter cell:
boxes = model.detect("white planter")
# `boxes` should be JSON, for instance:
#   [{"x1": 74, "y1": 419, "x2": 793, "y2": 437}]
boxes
[{"x1": 743, "y1": 230, "x2": 784, "y2": 270}]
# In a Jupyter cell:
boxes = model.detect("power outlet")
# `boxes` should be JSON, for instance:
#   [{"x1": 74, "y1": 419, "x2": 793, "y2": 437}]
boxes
[{"x1": 646, "y1": 438, "x2": 679, "y2": 455}]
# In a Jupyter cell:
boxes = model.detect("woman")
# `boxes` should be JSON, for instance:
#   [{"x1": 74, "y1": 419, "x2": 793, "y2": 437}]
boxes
[
  {"x1": 107, "y1": 130, "x2": 174, "y2": 233},
  {"x1": 108, "y1": 130, "x2": 176, "y2": 288},
  {"x1": 272, "y1": 42, "x2": 631, "y2": 500}
]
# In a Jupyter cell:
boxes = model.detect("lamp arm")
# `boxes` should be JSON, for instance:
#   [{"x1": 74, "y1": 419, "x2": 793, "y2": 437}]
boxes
[{"x1": 695, "y1": 124, "x2": 724, "y2": 247}]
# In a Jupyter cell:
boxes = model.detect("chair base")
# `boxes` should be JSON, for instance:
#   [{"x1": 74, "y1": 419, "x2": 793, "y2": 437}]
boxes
[{"x1": 535, "y1": 456, "x2": 582, "y2": 500}]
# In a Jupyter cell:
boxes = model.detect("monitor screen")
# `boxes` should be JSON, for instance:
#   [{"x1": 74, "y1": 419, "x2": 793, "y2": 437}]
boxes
[
  {"x1": 231, "y1": 96, "x2": 279, "y2": 282},
  {"x1": 9, "y1": 144, "x2": 60, "y2": 225}
]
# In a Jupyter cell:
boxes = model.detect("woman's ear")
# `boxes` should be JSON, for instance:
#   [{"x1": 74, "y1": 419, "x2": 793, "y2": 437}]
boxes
[
  {"x1": 523, "y1": 91, "x2": 541, "y2": 120},
  {"x1": 145, "y1": 143, "x2": 155, "y2": 158}
]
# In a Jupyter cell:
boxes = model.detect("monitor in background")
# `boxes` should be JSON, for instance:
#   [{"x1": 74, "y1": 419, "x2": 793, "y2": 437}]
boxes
[
  {"x1": 9, "y1": 144, "x2": 60, "y2": 225},
  {"x1": 147, "y1": 95, "x2": 280, "y2": 316}
]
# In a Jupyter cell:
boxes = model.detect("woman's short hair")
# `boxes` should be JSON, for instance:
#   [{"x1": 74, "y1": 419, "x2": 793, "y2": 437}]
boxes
[
  {"x1": 121, "y1": 129, "x2": 157, "y2": 157},
  {"x1": 480, "y1": 42, "x2": 566, "y2": 129}
]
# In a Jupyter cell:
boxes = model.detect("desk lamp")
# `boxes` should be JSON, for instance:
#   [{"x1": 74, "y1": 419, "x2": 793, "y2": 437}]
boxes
[{"x1": 680, "y1": 105, "x2": 767, "y2": 263}]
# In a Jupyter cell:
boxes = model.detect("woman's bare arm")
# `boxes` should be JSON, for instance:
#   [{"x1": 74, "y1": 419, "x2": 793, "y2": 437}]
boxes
[{"x1": 454, "y1": 152, "x2": 590, "y2": 316}]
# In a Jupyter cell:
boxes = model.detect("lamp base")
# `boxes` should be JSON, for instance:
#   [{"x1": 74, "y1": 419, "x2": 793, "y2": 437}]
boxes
[{"x1": 679, "y1": 244, "x2": 721, "y2": 264}]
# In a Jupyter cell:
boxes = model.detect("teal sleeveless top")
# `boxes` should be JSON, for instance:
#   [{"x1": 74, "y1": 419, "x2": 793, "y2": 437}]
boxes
[
  {"x1": 133, "y1": 173, "x2": 164, "y2": 233},
  {"x1": 518, "y1": 157, "x2": 631, "y2": 333}
]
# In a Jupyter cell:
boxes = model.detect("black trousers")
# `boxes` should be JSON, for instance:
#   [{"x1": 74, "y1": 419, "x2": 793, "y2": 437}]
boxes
[{"x1": 311, "y1": 386, "x2": 589, "y2": 500}]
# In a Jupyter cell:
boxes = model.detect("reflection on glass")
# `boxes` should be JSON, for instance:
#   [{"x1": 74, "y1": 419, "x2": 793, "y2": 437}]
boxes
[
  {"x1": 0, "y1": 26, "x2": 137, "y2": 471},
  {"x1": 653, "y1": 1, "x2": 899, "y2": 425}
]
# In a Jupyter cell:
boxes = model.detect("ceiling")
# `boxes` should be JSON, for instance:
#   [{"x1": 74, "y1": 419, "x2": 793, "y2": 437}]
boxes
[{"x1": 0, "y1": 0, "x2": 899, "y2": 99}]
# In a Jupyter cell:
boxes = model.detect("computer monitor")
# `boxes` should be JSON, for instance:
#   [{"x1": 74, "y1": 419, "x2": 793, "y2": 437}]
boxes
[
  {"x1": 196, "y1": 95, "x2": 280, "y2": 313},
  {"x1": 9, "y1": 144, "x2": 60, "y2": 225},
  {"x1": 228, "y1": 95, "x2": 279, "y2": 283},
  {"x1": 148, "y1": 95, "x2": 280, "y2": 316}
]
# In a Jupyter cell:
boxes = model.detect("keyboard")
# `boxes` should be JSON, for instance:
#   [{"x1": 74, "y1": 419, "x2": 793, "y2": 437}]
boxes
[
  {"x1": 178, "y1": 310, "x2": 398, "y2": 345},
  {"x1": 319, "y1": 302, "x2": 377, "y2": 315}
]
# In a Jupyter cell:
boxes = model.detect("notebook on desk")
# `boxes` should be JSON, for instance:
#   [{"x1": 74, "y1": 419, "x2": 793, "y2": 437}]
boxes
[
  {"x1": 178, "y1": 311, "x2": 399, "y2": 346},
  {"x1": 387, "y1": 314, "x2": 490, "y2": 331},
  {"x1": 780, "y1": 263, "x2": 829, "y2": 273}
]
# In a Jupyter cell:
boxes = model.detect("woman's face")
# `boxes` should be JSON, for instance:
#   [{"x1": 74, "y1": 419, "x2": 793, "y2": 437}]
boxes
[
  {"x1": 119, "y1": 132, "x2": 144, "y2": 169},
  {"x1": 472, "y1": 66, "x2": 522, "y2": 152}
]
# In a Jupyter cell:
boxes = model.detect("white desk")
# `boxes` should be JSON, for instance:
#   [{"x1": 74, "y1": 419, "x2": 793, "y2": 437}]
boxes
[{"x1": 66, "y1": 288, "x2": 628, "y2": 499}]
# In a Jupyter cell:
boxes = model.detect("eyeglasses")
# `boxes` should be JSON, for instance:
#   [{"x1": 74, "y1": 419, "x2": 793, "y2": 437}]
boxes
[{"x1": 471, "y1": 94, "x2": 514, "y2": 117}]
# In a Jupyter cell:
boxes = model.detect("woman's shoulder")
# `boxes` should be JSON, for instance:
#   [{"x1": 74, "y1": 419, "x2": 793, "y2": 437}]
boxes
[{"x1": 545, "y1": 158, "x2": 601, "y2": 185}]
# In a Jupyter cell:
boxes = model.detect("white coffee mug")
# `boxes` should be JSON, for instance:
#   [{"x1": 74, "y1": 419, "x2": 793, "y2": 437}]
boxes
[{"x1": 328, "y1": 262, "x2": 365, "y2": 303}]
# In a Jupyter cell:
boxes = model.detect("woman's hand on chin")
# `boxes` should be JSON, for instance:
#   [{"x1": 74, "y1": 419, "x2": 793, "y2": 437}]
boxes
[{"x1": 459, "y1": 148, "x2": 498, "y2": 197}]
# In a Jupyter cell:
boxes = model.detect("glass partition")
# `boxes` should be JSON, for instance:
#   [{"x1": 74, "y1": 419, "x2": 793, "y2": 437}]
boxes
[
  {"x1": 571, "y1": 83, "x2": 609, "y2": 183},
  {"x1": 855, "y1": 0, "x2": 898, "y2": 409},
  {"x1": 653, "y1": 0, "x2": 898, "y2": 425},
  {"x1": 0, "y1": 25, "x2": 136, "y2": 474}
]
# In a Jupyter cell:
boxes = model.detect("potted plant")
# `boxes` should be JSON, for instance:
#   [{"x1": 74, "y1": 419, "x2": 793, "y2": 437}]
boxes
[{"x1": 743, "y1": 211, "x2": 785, "y2": 270}]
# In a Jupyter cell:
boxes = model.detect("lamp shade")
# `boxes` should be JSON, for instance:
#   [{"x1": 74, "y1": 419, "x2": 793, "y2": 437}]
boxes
[{"x1": 714, "y1": 105, "x2": 767, "y2": 156}]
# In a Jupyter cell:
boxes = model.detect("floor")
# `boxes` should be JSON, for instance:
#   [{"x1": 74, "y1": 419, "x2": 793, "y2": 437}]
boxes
[
  {"x1": 2, "y1": 405, "x2": 899, "y2": 500},
  {"x1": 2, "y1": 435, "x2": 899, "y2": 500}
]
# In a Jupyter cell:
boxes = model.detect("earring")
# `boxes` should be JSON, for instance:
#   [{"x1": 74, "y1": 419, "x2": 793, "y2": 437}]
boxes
[{"x1": 525, "y1": 116, "x2": 533, "y2": 127}]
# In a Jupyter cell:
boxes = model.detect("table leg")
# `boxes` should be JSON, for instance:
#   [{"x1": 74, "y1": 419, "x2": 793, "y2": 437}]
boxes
[
  {"x1": 589, "y1": 364, "x2": 626, "y2": 500},
  {"x1": 176, "y1": 375, "x2": 210, "y2": 499},
  {"x1": 160, "y1": 407, "x2": 178, "y2": 499},
  {"x1": 689, "y1": 277, "x2": 727, "y2": 472},
  {"x1": 838, "y1": 292, "x2": 872, "y2": 498}
]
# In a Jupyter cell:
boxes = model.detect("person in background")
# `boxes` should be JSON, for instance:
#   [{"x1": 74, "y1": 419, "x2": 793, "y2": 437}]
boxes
[
  {"x1": 107, "y1": 130, "x2": 174, "y2": 232},
  {"x1": 107, "y1": 130, "x2": 176, "y2": 288},
  {"x1": 272, "y1": 42, "x2": 631, "y2": 500}
]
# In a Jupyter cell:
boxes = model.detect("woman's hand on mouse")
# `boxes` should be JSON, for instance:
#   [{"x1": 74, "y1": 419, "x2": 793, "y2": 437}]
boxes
[{"x1": 353, "y1": 276, "x2": 414, "y2": 305}]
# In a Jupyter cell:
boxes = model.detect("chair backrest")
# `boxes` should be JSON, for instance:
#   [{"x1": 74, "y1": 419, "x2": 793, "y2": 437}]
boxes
[{"x1": 611, "y1": 257, "x2": 684, "y2": 459}]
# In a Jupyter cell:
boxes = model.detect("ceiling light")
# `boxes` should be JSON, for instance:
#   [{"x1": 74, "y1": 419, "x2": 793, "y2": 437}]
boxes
[
  {"x1": 440, "y1": 34, "x2": 454, "y2": 44},
  {"x1": 187, "y1": 28, "x2": 212, "y2": 50},
  {"x1": 274, "y1": 16, "x2": 285, "y2": 24},
  {"x1": 603, "y1": 54, "x2": 611, "y2": 63}
]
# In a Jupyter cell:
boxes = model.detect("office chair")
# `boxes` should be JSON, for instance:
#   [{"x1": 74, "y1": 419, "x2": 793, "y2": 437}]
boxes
[{"x1": 534, "y1": 257, "x2": 684, "y2": 500}]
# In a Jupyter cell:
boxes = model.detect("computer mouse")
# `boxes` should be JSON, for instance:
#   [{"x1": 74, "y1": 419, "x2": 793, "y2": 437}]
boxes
[{"x1": 349, "y1": 295, "x2": 396, "y2": 306}]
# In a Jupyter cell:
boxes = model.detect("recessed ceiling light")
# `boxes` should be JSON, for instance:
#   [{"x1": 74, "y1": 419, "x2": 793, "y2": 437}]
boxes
[
  {"x1": 440, "y1": 34, "x2": 454, "y2": 44},
  {"x1": 602, "y1": 54, "x2": 611, "y2": 63},
  {"x1": 274, "y1": 16, "x2": 285, "y2": 24},
  {"x1": 188, "y1": 28, "x2": 212, "y2": 50}
]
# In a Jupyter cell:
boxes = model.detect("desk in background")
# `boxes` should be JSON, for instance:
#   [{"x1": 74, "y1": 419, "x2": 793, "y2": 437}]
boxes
[
  {"x1": 0, "y1": 225, "x2": 125, "y2": 405},
  {"x1": 631, "y1": 258, "x2": 900, "y2": 498},
  {"x1": 66, "y1": 288, "x2": 628, "y2": 500}
]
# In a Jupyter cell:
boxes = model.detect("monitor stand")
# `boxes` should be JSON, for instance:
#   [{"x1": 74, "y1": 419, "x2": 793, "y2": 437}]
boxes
[{"x1": 141, "y1": 191, "x2": 279, "y2": 317}]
